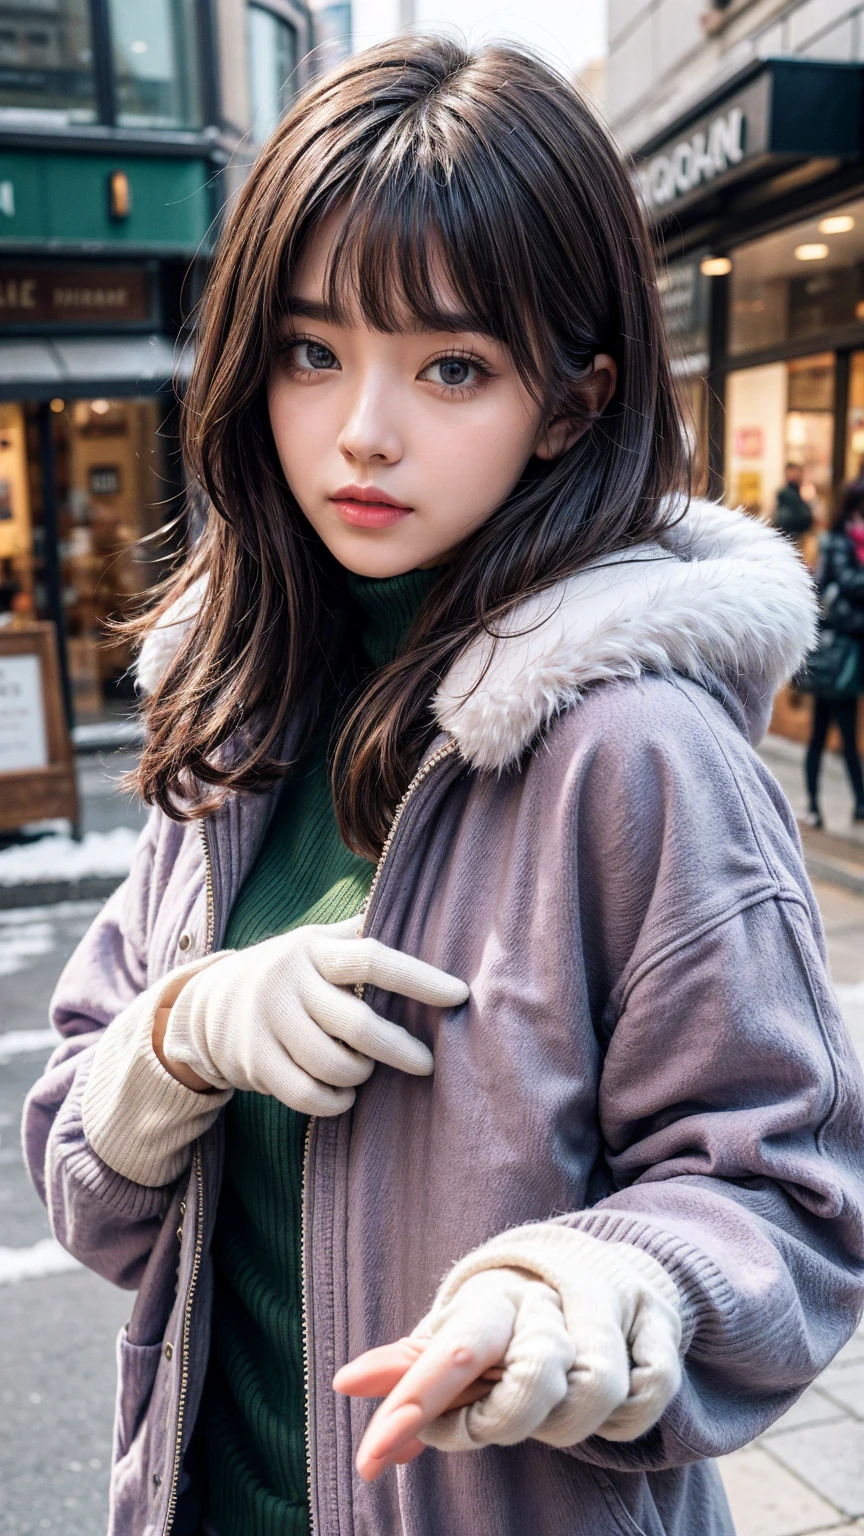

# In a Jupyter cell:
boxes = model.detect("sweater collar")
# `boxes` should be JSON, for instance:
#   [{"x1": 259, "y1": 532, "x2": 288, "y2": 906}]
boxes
[{"x1": 345, "y1": 566, "x2": 440, "y2": 669}]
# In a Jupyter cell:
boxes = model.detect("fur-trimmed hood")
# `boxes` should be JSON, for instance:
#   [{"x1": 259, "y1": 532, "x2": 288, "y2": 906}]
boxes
[{"x1": 137, "y1": 499, "x2": 817, "y2": 773}]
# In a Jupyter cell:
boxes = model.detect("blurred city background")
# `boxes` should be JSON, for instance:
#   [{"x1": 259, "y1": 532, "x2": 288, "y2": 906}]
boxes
[{"x1": 3, "y1": 0, "x2": 864, "y2": 1533}]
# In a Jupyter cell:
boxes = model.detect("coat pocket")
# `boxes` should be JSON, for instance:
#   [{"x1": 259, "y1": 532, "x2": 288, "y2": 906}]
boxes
[{"x1": 114, "y1": 1327, "x2": 163, "y2": 1462}]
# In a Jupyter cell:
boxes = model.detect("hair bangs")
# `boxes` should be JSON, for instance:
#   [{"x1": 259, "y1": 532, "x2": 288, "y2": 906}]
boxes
[{"x1": 310, "y1": 149, "x2": 550, "y2": 403}]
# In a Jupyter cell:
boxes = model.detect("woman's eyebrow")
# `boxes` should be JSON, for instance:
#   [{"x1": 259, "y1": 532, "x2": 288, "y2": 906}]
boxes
[
  {"x1": 284, "y1": 295, "x2": 495, "y2": 338},
  {"x1": 285, "y1": 297, "x2": 340, "y2": 322}
]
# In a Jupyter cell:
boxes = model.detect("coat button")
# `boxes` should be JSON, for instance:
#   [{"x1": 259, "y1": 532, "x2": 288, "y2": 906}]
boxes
[
  {"x1": 164, "y1": 1342, "x2": 174, "y2": 1361},
  {"x1": 153, "y1": 1473, "x2": 162, "y2": 1489},
  {"x1": 178, "y1": 932, "x2": 191, "y2": 952}
]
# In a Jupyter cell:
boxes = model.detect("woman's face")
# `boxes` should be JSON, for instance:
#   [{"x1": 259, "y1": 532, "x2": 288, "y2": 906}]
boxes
[{"x1": 267, "y1": 216, "x2": 615, "y2": 577}]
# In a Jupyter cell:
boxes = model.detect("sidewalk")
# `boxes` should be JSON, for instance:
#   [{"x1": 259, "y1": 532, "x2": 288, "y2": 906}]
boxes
[{"x1": 759, "y1": 735, "x2": 864, "y2": 895}]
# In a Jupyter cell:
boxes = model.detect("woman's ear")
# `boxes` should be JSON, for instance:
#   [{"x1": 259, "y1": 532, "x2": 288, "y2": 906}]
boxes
[{"x1": 534, "y1": 353, "x2": 618, "y2": 461}]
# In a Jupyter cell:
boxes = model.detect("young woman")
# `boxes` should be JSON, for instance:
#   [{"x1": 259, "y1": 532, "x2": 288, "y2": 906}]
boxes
[
  {"x1": 803, "y1": 479, "x2": 864, "y2": 826},
  {"x1": 23, "y1": 36, "x2": 864, "y2": 1536}
]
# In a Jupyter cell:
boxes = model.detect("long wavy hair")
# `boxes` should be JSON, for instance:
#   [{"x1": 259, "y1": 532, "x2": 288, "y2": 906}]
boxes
[{"x1": 131, "y1": 34, "x2": 689, "y2": 858}]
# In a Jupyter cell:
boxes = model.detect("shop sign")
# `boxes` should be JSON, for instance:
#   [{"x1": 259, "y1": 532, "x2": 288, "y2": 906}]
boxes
[
  {"x1": 0, "y1": 624, "x2": 79, "y2": 832},
  {"x1": 735, "y1": 426, "x2": 764, "y2": 457},
  {"x1": 657, "y1": 255, "x2": 710, "y2": 377},
  {"x1": 639, "y1": 110, "x2": 745, "y2": 211},
  {"x1": 0, "y1": 652, "x2": 47, "y2": 772},
  {"x1": 635, "y1": 58, "x2": 864, "y2": 220},
  {"x1": 0, "y1": 264, "x2": 150, "y2": 328}
]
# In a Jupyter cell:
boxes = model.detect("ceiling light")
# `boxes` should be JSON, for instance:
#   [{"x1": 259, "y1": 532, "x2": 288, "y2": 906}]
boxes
[
  {"x1": 90, "y1": 399, "x2": 111, "y2": 415},
  {"x1": 700, "y1": 256, "x2": 732, "y2": 276},
  {"x1": 819, "y1": 215, "x2": 855, "y2": 234},
  {"x1": 49, "y1": 398, "x2": 65, "y2": 413},
  {"x1": 794, "y1": 243, "x2": 829, "y2": 261}
]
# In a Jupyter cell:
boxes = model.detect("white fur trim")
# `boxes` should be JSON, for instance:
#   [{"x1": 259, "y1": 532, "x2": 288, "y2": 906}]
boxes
[
  {"x1": 135, "y1": 574, "x2": 208, "y2": 696},
  {"x1": 135, "y1": 501, "x2": 818, "y2": 772},
  {"x1": 432, "y1": 500, "x2": 818, "y2": 771}
]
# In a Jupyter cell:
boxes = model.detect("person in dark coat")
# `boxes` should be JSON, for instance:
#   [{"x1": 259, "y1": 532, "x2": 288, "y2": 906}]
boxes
[
  {"x1": 774, "y1": 463, "x2": 814, "y2": 541},
  {"x1": 804, "y1": 480, "x2": 864, "y2": 826}
]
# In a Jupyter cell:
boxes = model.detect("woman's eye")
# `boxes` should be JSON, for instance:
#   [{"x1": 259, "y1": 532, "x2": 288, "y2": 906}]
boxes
[
  {"x1": 424, "y1": 356, "x2": 483, "y2": 389},
  {"x1": 291, "y1": 340, "x2": 339, "y2": 372}
]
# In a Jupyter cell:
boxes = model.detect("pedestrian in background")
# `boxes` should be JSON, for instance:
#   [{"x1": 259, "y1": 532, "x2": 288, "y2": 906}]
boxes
[
  {"x1": 773, "y1": 461, "x2": 814, "y2": 543},
  {"x1": 801, "y1": 479, "x2": 864, "y2": 827}
]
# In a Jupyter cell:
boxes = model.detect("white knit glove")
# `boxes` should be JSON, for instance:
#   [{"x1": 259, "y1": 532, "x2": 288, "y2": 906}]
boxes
[
  {"x1": 415, "y1": 1224, "x2": 682, "y2": 1451},
  {"x1": 162, "y1": 915, "x2": 468, "y2": 1115}
]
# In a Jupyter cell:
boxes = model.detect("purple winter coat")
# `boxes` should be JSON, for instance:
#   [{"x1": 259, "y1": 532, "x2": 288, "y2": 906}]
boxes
[{"x1": 22, "y1": 501, "x2": 864, "y2": 1536}]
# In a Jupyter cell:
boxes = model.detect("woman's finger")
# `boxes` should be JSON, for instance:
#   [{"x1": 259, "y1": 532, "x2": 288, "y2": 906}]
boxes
[
  {"x1": 334, "y1": 1339, "x2": 423, "y2": 1398},
  {"x1": 356, "y1": 1296, "x2": 514, "y2": 1477},
  {"x1": 315, "y1": 935, "x2": 469, "y2": 1007}
]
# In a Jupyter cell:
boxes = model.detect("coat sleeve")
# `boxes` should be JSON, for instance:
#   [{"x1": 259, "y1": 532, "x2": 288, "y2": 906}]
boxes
[
  {"x1": 21, "y1": 811, "x2": 183, "y2": 1289},
  {"x1": 563, "y1": 844, "x2": 864, "y2": 1467}
]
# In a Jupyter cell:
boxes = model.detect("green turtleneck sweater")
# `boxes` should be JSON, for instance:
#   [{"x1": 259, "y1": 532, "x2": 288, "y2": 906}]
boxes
[{"x1": 199, "y1": 568, "x2": 437, "y2": 1536}]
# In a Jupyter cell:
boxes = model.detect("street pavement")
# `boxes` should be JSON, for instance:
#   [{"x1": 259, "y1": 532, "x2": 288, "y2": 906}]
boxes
[{"x1": 1, "y1": 755, "x2": 864, "y2": 1534}]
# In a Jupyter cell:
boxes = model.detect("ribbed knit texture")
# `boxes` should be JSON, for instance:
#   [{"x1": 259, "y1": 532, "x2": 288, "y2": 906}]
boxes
[{"x1": 200, "y1": 567, "x2": 439, "y2": 1536}]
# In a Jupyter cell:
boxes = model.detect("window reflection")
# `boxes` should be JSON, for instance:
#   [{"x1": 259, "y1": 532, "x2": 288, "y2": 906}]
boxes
[
  {"x1": 729, "y1": 201, "x2": 864, "y2": 355},
  {"x1": 0, "y1": 0, "x2": 96, "y2": 124},
  {"x1": 107, "y1": 0, "x2": 202, "y2": 129},
  {"x1": 248, "y1": 4, "x2": 297, "y2": 142}
]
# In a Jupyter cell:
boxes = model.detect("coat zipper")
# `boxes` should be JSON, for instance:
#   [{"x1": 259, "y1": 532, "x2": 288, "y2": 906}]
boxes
[
  {"x1": 162, "y1": 820, "x2": 215, "y2": 1533},
  {"x1": 300, "y1": 735, "x2": 459, "y2": 1533},
  {"x1": 162, "y1": 1148, "x2": 205, "y2": 1536},
  {"x1": 199, "y1": 819, "x2": 215, "y2": 954},
  {"x1": 358, "y1": 737, "x2": 459, "y2": 939}
]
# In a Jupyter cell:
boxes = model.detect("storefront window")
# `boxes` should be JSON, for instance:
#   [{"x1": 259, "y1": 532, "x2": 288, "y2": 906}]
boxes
[
  {"x1": 0, "y1": 0, "x2": 96, "y2": 125},
  {"x1": 248, "y1": 4, "x2": 298, "y2": 142},
  {"x1": 0, "y1": 398, "x2": 175, "y2": 724},
  {"x1": 107, "y1": 0, "x2": 203, "y2": 129},
  {"x1": 724, "y1": 353, "x2": 834, "y2": 530},
  {"x1": 728, "y1": 199, "x2": 864, "y2": 356}
]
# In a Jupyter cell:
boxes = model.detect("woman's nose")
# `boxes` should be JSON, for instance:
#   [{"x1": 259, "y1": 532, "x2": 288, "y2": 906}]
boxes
[{"x1": 337, "y1": 381, "x2": 403, "y2": 465}]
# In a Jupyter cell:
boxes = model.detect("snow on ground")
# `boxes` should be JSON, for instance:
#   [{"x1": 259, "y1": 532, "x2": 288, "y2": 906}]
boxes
[
  {"x1": 0, "y1": 1029, "x2": 61, "y2": 1060},
  {"x1": 0, "y1": 1238, "x2": 81, "y2": 1285},
  {"x1": 0, "y1": 828, "x2": 138, "y2": 886}
]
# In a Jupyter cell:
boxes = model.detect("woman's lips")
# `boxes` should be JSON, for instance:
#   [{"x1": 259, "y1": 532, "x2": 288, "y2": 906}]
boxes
[{"x1": 331, "y1": 498, "x2": 412, "y2": 529}]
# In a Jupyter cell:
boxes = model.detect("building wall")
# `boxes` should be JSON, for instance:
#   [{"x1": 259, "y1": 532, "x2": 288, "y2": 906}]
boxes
[{"x1": 607, "y1": 0, "x2": 864, "y2": 149}]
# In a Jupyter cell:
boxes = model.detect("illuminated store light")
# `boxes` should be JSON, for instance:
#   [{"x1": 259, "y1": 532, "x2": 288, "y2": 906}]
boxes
[
  {"x1": 700, "y1": 256, "x2": 732, "y2": 276},
  {"x1": 819, "y1": 215, "x2": 855, "y2": 234},
  {"x1": 794, "y1": 244, "x2": 830, "y2": 261}
]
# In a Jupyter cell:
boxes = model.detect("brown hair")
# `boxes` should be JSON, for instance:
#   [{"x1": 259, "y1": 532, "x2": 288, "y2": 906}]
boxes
[{"x1": 133, "y1": 34, "x2": 689, "y2": 858}]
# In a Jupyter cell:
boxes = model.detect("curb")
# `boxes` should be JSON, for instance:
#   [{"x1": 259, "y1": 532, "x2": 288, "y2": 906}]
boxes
[
  {"x1": 0, "y1": 875, "x2": 125, "y2": 910},
  {"x1": 803, "y1": 852, "x2": 864, "y2": 897}
]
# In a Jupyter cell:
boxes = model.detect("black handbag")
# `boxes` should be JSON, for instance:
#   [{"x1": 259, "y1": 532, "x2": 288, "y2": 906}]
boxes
[{"x1": 797, "y1": 626, "x2": 862, "y2": 698}]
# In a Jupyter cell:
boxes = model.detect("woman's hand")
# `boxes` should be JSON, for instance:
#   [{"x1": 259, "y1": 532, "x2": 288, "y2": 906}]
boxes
[
  {"x1": 335, "y1": 1225, "x2": 683, "y2": 1480},
  {"x1": 153, "y1": 915, "x2": 468, "y2": 1113},
  {"x1": 334, "y1": 1334, "x2": 504, "y2": 1480}
]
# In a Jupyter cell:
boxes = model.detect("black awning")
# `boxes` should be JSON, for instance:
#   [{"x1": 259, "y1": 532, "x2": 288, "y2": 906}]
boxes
[{"x1": 636, "y1": 58, "x2": 864, "y2": 222}]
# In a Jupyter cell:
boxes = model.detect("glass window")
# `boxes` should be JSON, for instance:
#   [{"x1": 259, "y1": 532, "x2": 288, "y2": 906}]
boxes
[
  {"x1": 0, "y1": 0, "x2": 96, "y2": 125},
  {"x1": 5, "y1": 398, "x2": 174, "y2": 724},
  {"x1": 248, "y1": 4, "x2": 297, "y2": 142},
  {"x1": 728, "y1": 199, "x2": 864, "y2": 356},
  {"x1": 724, "y1": 353, "x2": 834, "y2": 531},
  {"x1": 107, "y1": 0, "x2": 203, "y2": 129}
]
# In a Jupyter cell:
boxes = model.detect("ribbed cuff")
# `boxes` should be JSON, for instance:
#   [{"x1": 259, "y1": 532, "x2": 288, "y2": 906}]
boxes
[
  {"x1": 82, "y1": 955, "x2": 232, "y2": 1188},
  {"x1": 428, "y1": 1222, "x2": 683, "y2": 1328}
]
